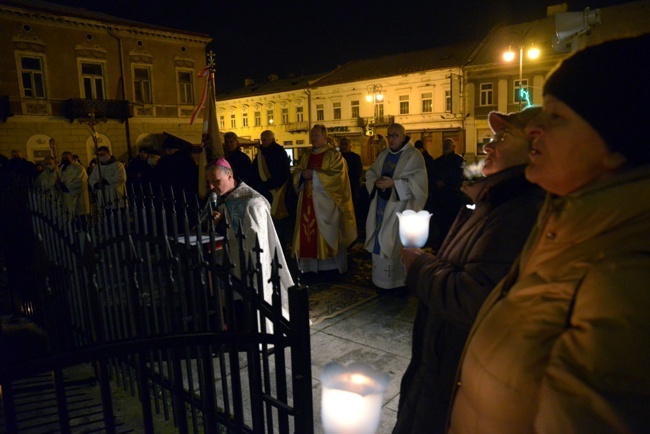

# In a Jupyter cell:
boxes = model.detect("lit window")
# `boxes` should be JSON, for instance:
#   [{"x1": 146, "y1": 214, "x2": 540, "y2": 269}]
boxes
[
  {"x1": 399, "y1": 95, "x2": 409, "y2": 114},
  {"x1": 267, "y1": 109, "x2": 274, "y2": 125},
  {"x1": 421, "y1": 92, "x2": 432, "y2": 113},
  {"x1": 351, "y1": 100, "x2": 359, "y2": 118},
  {"x1": 374, "y1": 102, "x2": 384, "y2": 118},
  {"x1": 333, "y1": 102, "x2": 341, "y2": 120},
  {"x1": 480, "y1": 83, "x2": 493, "y2": 106}
]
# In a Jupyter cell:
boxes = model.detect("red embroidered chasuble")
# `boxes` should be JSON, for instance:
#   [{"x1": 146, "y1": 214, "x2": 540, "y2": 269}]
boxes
[{"x1": 299, "y1": 152, "x2": 326, "y2": 258}]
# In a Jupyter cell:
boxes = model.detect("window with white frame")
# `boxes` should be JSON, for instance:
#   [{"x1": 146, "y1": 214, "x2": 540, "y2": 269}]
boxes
[
  {"x1": 19, "y1": 55, "x2": 46, "y2": 98},
  {"x1": 316, "y1": 104, "x2": 324, "y2": 121},
  {"x1": 267, "y1": 109, "x2": 274, "y2": 125},
  {"x1": 282, "y1": 107, "x2": 289, "y2": 124},
  {"x1": 333, "y1": 102, "x2": 341, "y2": 120},
  {"x1": 351, "y1": 100, "x2": 359, "y2": 118},
  {"x1": 480, "y1": 83, "x2": 493, "y2": 106},
  {"x1": 230, "y1": 113, "x2": 236, "y2": 128},
  {"x1": 514, "y1": 79, "x2": 529, "y2": 104},
  {"x1": 133, "y1": 66, "x2": 152, "y2": 104},
  {"x1": 177, "y1": 70, "x2": 194, "y2": 104},
  {"x1": 219, "y1": 115, "x2": 225, "y2": 129},
  {"x1": 254, "y1": 111, "x2": 261, "y2": 126},
  {"x1": 81, "y1": 62, "x2": 105, "y2": 99},
  {"x1": 296, "y1": 106, "x2": 304, "y2": 122},
  {"x1": 421, "y1": 92, "x2": 432, "y2": 113},
  {"x1": 445, "y1": 90, "x2": 452, "y2": 112},
  {"x1": 374, "y1": 102, "x2": 384, "y2": 118},
  {"x1": 242, "y1": 112, "x2": 249, "y2": 127},
  {"x1": 399, "y1": 95, "x2": 409, "y2": 114}
]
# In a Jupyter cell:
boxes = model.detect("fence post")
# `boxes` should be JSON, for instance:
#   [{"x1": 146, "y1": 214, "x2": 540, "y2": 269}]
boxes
[{"x1": 289, "y1": 279, "x2": 314, "y2": 434}]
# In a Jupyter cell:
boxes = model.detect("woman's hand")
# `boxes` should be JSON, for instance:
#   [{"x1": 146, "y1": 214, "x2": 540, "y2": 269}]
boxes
[{"x1": 401, "y1": 248, "x2": 423, "y2": 274}]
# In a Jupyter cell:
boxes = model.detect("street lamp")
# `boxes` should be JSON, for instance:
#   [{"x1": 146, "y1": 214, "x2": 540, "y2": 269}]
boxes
[
  {"x1": 365, "y1": 84, "x2": 384, "y2": 103},
  {"x1": 365, "y1": 84, "x2": 384, "y2": 117},
  {"x1": 503, "y1": 30, "x2": 540, "y2": 110}
]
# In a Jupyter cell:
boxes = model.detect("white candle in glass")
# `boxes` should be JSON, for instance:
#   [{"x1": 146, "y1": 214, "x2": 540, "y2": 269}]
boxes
[
  {"x1": 397, "y1": 210, "x2": 432, "y2": 248},
  {"x1": 321, "y1": 362, "x2": 390, "y2": 434}
]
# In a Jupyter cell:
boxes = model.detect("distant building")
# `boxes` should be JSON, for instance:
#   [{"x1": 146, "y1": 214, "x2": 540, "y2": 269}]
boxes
[
  {"x1": 465, "y1": 1, "x2": 650, "y2": 163},
  {"x1": 215, "y1": 74, "x2": 323, "y2": 165},
  {"x1": 216, "y1": 1, "x2": 650, "y2": 167},
  {"x1": 0, "y1": 0, "x2": 211, "y2": 164}
]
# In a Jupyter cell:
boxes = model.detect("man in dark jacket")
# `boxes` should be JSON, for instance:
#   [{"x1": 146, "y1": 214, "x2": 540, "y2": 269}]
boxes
[
  {"x1": 223, "y1": 132, "x2": 253, "y2": 185},
  {"x1": 430, "y1": 138, "x2": 466, "y2": 247},
  {"x1": 127, "y1": 146, "x2": 151, "y2": 196},
  {"x1": 338, "y1": 137, "x2": 362, "y2": 219},
  {"x1": 156, "y1": 138, "x2": 198, "y2": 202},
  {"x1": 393, "y1": 107, "x2": 545, "y2": 434},
  {"x1": 251, "y1": 130, "x2": 291, "y2": 244}
]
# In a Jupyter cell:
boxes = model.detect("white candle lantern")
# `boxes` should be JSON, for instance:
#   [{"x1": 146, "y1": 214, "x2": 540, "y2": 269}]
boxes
[
  {"x1": 397, "y1": 210, "x2": 432, "y2": 248},
  {"x1": 321, "y1": 362, "x2": 390, "y2": 434}
]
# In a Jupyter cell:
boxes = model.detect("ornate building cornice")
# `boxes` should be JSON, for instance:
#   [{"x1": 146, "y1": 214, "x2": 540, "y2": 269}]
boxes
[{"x1": 0, "y1": 6, "x2": 211, "y2": 46}]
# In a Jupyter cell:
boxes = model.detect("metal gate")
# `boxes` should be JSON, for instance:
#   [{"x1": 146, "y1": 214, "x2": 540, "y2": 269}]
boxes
[{"x1": 0, "y1": 186, "x2": 313, "y2": 434}]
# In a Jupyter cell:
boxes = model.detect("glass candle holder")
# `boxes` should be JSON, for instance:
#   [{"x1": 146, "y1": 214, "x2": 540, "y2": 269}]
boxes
[
  {"x1": 321, "y1": 362, "x2": 390, "y2": 434},
  {"x1": 397, "y1": 210, "x2": 432, "y2": 248}
]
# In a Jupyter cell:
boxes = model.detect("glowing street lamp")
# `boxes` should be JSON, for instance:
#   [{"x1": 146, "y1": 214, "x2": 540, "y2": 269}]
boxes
[
  {"x1": 365, "y1": 84, "x2": 384, "y2": 119},
  {"x1": 365, "y1": 84, "x2": 384, "y2": 103},
  {"x1": 503, "y1": 30, "x2": 541, "y2": 110}
]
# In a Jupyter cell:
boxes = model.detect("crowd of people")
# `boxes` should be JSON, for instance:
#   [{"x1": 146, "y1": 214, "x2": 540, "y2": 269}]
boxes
[{"x1": 1, "y1": 33, "x2": 649, "y2": 433}]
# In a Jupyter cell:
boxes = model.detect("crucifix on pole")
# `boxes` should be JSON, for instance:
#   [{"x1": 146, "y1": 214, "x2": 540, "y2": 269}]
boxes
[{"x1": 78, "y1": 109, "x2": 107, "y2": 190}]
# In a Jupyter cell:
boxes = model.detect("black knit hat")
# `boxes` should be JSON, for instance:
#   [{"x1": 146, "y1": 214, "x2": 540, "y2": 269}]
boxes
[{"x1": 543, "y1": 33, "x2": 650, "y2": 164}]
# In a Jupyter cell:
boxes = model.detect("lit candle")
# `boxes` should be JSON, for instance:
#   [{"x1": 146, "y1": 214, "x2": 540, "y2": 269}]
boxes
[
  {"x1": 397, "y1": 210, "x2": 432, "y2": 248},
  {"x1": 321, "y1": 362, "x2": 389, "y2": 434}
]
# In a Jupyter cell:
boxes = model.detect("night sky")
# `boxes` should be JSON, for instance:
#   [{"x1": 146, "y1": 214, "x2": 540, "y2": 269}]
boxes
[{"x1": 45, "y1": 0, "x2": 633, "y2": 92}]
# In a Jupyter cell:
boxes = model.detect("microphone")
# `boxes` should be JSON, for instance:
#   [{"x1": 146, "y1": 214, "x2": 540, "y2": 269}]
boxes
[
  {"x1": 209, "y1": 191, "x2": 218, "y2": 211},
  {"x1": 200, "y1": 191, "x2": 219, "y2": 222}
]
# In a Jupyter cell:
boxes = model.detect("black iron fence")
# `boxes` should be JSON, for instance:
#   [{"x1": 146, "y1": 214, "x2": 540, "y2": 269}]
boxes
[{"x1": 0, "y1": 186, "x2": 313, "y2": 434}]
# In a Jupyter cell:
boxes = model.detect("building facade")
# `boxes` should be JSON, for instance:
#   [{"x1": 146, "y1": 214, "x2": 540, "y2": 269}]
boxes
[
  {"x1": 465, "y1": 1, "x2": 650, "y2": 161},
  {"x1": 215, "y1": 74, "x2": 320, "y2": 165},
  {"x1": 0, "y1": 0, "x2": 211, "y2": 165}
]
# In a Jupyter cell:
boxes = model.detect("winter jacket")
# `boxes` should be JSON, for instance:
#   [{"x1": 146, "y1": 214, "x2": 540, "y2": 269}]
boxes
[
  {"x1": 393, "y1": 165, "x2": 544, "y2": 434},
  {"x1": 449, "y1": 164, "x2": 650, "y2": 434}
]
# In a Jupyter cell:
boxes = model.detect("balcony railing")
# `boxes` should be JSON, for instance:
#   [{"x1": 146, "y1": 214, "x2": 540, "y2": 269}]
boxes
[
  {"x1": 64, "y1": 99, "x2": 131, "y2": 123},
  {"x1": 357, "y1": 115, "x2": 394, "y2": 127},
  {"x1": 283, "y1": 121, "x2": 310, "y2": 132}
]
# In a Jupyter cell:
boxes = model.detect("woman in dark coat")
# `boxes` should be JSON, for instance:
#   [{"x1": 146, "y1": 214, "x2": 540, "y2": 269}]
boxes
[{"x1": 393, "y1": 106, "x2": 545, "y2": 434}]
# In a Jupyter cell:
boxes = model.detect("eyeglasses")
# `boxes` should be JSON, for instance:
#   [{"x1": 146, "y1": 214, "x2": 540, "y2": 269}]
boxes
[
  {"x1": 387, "y1": 133, "x2": 400, "y2": 139},
  {"x1": 482, "y1": 130, "x2": 526, "y2": 152}
]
